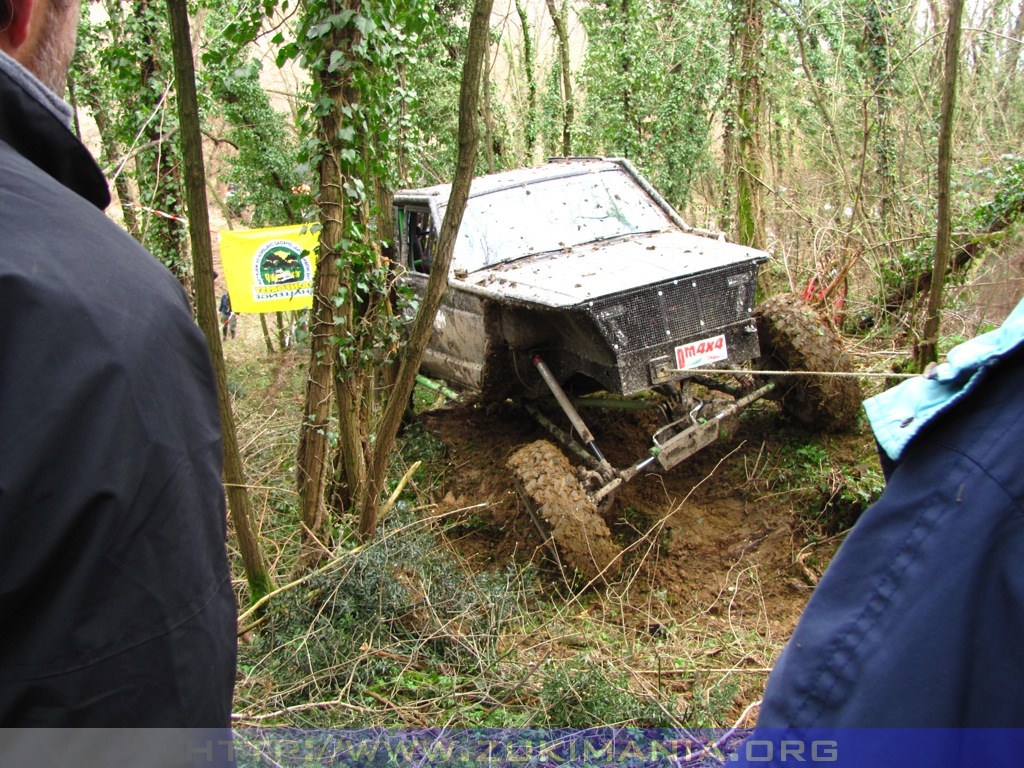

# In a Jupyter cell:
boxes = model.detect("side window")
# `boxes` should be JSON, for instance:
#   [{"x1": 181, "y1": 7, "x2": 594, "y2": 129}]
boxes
[{"x1": 399, "y1": 208, "x2": 435, "y2": 274}]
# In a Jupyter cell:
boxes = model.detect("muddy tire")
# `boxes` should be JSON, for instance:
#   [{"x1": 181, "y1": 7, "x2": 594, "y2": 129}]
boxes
[
  {"x1": 754, "y1": 293, "x2": 861, "y2": 432},
  {"x1": 508, "y1": 440, "x2": 622, "y2": 584}
]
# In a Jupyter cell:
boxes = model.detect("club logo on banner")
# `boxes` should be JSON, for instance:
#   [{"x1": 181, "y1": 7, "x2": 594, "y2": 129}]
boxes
[{"x1": 219, "y1": 225, "x2": 319, "y2": 313}]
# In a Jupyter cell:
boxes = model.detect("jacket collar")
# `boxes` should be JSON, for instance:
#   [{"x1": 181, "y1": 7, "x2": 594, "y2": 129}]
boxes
[
  {"x1": 865, "y1": 297, "x2": 1024, "y2": 462},
  {"x1": 0, "y1": 52, "x2": 110, "y2": 209}
]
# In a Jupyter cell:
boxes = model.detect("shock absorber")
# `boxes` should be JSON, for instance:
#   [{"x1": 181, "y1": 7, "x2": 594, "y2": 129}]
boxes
[{"x1": 531, "y1": 354, "x2": 607, "y2": 465}]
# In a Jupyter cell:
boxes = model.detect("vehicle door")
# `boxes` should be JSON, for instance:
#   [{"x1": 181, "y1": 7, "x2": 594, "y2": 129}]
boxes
[{"x1": 395, "y1": 206, "x2": 487, "y2": 390}]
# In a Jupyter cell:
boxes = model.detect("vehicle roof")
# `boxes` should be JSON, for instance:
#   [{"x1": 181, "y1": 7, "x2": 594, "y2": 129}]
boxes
[{"x1": 394, "y1": 158, "x2": 624, "y2": 202}]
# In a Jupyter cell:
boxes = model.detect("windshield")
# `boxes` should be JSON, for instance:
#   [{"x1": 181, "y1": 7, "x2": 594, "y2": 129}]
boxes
[{"x1": 451, "y1": 169, "x2": 673, "y2": 271}]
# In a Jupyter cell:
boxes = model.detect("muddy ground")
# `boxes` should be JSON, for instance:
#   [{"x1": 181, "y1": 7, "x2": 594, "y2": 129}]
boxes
[
  {"x1": 223, "y1": 299, "x2": 870, "y2": 719},
  {"x1": 418, "y1": 394, "x2": 869, "y2": 646}
]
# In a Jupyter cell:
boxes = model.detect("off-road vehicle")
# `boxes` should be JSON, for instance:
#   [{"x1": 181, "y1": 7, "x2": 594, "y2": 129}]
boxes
[{"x1": 394, "y1": 158, "x2": 860, "y2": 582}]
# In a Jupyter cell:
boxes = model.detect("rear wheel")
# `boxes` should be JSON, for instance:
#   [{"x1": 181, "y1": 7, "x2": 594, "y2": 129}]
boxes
[
  {"x1": 508, "y1": 440, "x2": 622, "y2": 584},
  {"x1": 754, "y1": 293, "x2": 861, "y2": 432}
]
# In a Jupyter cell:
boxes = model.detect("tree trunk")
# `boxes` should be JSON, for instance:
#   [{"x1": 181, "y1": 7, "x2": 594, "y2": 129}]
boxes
[
  {"x1": 482, "y1": 32, "x2": 497, "y2": 173},
  {"x1": 69, "y1": 64, "x2": 143, "y2": 240},
  {"x1": 165, "y1": 0, "x2": 273, "y2": 603},
  {"x1": 294, "y1": 242, "x2": 340, "y2": 566},
  {"x1": 732, "y1": 0, "x2": 767, "y2": 249},
  {"x1": 515, "y1": 0, "x2": 538, "y2": 159},
  {"x1": 917, "y1": 0, "x2": 964, "y2": 369},
  {"x1": 259, "y1": 313, "x2": 275, "y2": 355},
  {"x1": 358, "y1": 0, "x2": 494, "y2": 540},
  {"x1": 865, "y1": 0, "x2": 897, "y2": 229},
  {"x1": 619, "y1": 0, "x2": 634, "y2": 146},
  {"x1": 999, "y1": 1, "x2": 1024, "y2": 113},
  {"x1": 295, "y1": 0, "x2": 359, "y2": 565},
  {"x1": 719, "y1": 73, "x2": 735, "y2": 233},
  {"x1": 330, "y1": 371, "x2": 368, "y2": 515},
  {"x1": 276, "y1": 311, "x2": 288, "y2": 349},
  {"x1": 546, "y1": 0, "x2": 574, "y2": 156},
  {"x1": 883, "y1": 212, "x2": 1024, "y2": 313},
  {"x1": 138, "y1": 0, "x2": 192, "y2": 295}
]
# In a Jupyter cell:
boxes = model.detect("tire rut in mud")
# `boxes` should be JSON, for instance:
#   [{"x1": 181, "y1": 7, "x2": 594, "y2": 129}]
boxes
[{"x1": 508, "y1": 440, "x2": 622, "y2": 584}]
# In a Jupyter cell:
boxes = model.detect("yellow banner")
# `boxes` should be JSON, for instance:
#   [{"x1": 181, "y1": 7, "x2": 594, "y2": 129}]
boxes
[{"x1": 219, "y1": 225, "x2": 319, "y2": 313}]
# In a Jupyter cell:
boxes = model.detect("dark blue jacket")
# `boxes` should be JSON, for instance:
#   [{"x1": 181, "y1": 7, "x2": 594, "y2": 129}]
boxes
[
  {"x1": 0, "y1": 57, "x2": 236, "y2": 727},
  {"x1": 752, "y1": 332, "x2": 1024, "y2": 730}
]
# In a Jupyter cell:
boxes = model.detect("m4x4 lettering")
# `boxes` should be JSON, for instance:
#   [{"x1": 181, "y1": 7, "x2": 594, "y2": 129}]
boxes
[{"x1": 675, "y1": 334, "x2": 728, "y2": 370}]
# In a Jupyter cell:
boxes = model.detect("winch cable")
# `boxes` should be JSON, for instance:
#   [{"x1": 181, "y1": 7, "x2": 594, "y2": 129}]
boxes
[{"x1": 672, "y1": 368, "x2": 919, "y2": 380}]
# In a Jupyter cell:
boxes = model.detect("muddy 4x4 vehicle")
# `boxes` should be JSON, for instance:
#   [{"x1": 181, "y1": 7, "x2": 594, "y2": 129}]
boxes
[{"x1": 394, "y1": 158, "x2": 860, "y2": 583}]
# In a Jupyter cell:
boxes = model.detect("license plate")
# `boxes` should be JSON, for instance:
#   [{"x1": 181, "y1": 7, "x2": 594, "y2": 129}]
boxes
[{"x1": 675, "y1": 334, "x2": 728, "y2": 370}]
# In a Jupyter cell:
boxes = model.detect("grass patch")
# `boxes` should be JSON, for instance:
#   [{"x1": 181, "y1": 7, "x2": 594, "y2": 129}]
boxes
[
  {"x1": 236, "y1": 504, "x2": 540, "y2": 727},
  {"x1": 735, "y1": 420, "x2": 884, "y2": 538}
]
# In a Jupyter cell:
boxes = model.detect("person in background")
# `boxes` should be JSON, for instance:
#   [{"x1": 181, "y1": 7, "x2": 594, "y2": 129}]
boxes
[
  {"x1": 0, "y1": 0, "x2": 236, "y2": 729},
  {"x1": 219, "y1": 290, "x2": 236, "y2": 340}
]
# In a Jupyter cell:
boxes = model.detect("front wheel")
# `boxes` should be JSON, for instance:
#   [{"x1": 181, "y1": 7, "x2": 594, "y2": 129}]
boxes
[
  {"x1": 754, "y1": 294, "x2": 862, "y2": 432},
  {"x1": 508, "y1": 440, "x2": 622, "y2": 584}
]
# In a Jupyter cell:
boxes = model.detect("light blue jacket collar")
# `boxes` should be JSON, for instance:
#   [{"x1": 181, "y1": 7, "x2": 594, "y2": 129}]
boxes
[{"x1": 865, "y1": 298, "x2": 1024, "y2": 462}]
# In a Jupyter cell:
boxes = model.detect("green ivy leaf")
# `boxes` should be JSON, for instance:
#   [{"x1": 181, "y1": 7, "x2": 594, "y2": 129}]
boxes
[
  {"x1": 307, "y1": 21, "x2": 331, "y2": 39},
  {"x1": 354, "y1": 14, "x2": 377, "y2": 37},
  {"x1": 330, "y1": 10, "x2": 356, "y2": 30}
]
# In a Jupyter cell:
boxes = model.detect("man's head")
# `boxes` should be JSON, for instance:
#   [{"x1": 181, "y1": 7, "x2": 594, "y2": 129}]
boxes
[{"x1": 0, "y1": 0, "x2": 80, "y2": 97}]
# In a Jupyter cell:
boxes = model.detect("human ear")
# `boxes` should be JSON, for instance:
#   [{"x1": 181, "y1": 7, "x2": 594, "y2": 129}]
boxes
[{"x1": 0, "y1": 0, "x2": 34, "y2": 50}]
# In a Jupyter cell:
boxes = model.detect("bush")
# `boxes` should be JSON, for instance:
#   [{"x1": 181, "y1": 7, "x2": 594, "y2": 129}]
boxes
[
  {"x1": 537, "y1": 658, "x2": 671, "y2": 728},
  {"x1": 242, "y1": 503, "x2": 537, "y2": 722}
]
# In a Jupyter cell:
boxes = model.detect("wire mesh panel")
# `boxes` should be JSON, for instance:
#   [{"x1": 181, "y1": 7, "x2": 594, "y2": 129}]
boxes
[{"x1": 587, "y1": 263, "x2": 759, "y2": 352}]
